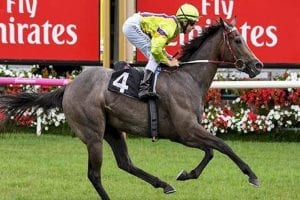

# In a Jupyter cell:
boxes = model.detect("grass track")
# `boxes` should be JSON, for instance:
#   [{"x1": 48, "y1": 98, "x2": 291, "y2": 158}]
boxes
[{"x1": 0, "y1": 133, "x2": 299, "y2": 200}]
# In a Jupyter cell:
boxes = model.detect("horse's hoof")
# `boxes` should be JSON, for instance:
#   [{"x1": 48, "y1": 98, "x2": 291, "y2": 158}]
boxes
[
  {"x1": 164, "y1": 185, "x2": 176, "y2": 194},
  {"x1": 176, "y1": 170, "x2": 188, "y2": 181},
  {"x1": 249, "y1": 177, "x2": 260, "y2": 187}
]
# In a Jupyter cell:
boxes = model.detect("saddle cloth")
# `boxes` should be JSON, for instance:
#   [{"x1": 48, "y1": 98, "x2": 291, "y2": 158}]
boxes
[
  {"x1": 108, "y1": 63, "x2": 143, "y2": 99},
  {"x1": 108, "y1": 61, "x2": 167, "y2": 99}
]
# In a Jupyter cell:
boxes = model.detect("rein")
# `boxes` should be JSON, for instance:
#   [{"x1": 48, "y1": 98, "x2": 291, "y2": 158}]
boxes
[
  {"x1": 178, "y1": 27, "x2": 242, "y2": 68},
  {"x1": 180, "y1": 60, "x2": 234, "y2": 65},
  {"x1": 159, "y1": 59, "x2": 232, "y2": 74},
  {"x1": 162, "y1": 26, "x2": 244, "y2": 73}
]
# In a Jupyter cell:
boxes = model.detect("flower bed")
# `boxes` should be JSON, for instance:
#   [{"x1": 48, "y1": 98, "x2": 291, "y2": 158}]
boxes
[
  {"x1": 0, "y1": 65, "x2": 299, "y2": 135},
  {"x1": 202, "y1": 71, "x2": 300, "y2": 134}
]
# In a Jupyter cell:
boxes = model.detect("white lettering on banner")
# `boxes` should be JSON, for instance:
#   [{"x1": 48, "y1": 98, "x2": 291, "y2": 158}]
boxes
[
  {"x1": 0, "y1": 17, "x2": 78, "y2": 45},
  {"x1": 170, "y1": 1, "x2": 279, "y2": 48},
  {"x1": 7, "y1": 0, "x2": 37, "y2": 18},
  {"x1": 174, "y1": 23, "x2": 278, "y2": 48},
  {"x1": 201, "y1": 0, "x2": 234, "y2": 19},
  {"x1": 240, "y1": 22, "x2": 278, "y2": 47},
  {"x1": 1, "y1": 0, "x2": 78, "y2": 45},
  {"x1": 265, "y1": 26, "x2": 277, "y2": 47}
]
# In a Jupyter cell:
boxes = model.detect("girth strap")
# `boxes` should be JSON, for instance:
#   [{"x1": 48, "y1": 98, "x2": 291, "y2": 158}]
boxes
[{"x1": 148, "y1": 98, "x2": 159, "y2": 142}]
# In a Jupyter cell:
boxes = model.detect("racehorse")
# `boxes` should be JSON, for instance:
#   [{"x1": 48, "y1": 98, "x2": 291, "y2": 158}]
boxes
[{"x1": 0, "y1": 18, "x2": 263, "y2": 200}]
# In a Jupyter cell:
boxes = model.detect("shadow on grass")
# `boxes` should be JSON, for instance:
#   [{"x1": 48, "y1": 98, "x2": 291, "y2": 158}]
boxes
[{"x1": 218, "y1": 128, "x2": 300, "y2": 142}]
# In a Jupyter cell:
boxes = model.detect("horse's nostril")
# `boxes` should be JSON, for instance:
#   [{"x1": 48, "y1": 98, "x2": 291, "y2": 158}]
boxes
[
  {"x1": 235, "y1": 59, "x2": 245, "y2": 70},
  {"x1": 255, "y1": 62, "x2": 263, "y2": 70}
]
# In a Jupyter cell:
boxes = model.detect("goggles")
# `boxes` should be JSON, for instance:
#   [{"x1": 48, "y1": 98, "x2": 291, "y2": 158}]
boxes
[{"x1": 188, "y1": 20, "x2": 196, "y2": 26}]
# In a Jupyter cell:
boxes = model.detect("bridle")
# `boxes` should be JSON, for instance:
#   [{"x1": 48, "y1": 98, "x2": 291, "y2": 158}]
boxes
[
  {"x1": 221, "y1": 26, "x2": 246, "y2": 70},
  {"x1": 180, "y1": 26, "x2": 246, "y2": 70}
]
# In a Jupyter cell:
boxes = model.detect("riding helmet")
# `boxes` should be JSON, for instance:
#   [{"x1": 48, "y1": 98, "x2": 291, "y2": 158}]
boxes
[{"x1": 176, "y1": 3, "x2": 200, "y2": 22}]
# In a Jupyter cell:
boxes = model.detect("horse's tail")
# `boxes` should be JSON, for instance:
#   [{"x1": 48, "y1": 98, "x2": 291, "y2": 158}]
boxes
[{"x1": 0, "y1": 86, "x2": 65, "y2": 117}]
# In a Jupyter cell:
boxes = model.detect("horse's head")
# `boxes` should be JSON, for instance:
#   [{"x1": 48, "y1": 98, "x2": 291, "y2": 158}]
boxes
[{"x1": 219, "y1": 18, "x2": 263, "y2": 78}]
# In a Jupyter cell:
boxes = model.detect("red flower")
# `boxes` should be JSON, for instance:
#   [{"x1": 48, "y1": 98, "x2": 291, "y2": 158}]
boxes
[
  {"x1": 241, "y1": 88, "x2": 289, "y2": 109},
  {"x1": 213, "y1": 116, "x2": 228, "y2": 128},
  {"x1": 247, "y1": 111, "x2": 257, "y2": 122},
  {"x1": 205, "y1": 88, "x2": 221, "y2": 105},
  {"x1": 0, "y1": 112, "x2": 6, "y2": 121},
  {"x1": 222, "y1": 106, "x2": 234, "y2": 117},
  {"x1": 288, "y1": 88, "x2": 300, "y2": 105},
  {"x1": 15, "y1": 114, "x2": 34, "y2": 126},
  {"x1": 5, "y1": 85, "x2": 23, "y2": 95}
]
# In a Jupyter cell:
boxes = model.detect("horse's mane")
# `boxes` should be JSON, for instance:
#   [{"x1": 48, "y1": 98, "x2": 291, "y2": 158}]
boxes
[{"x1": 178, "y1": 22, "x2": 222, "y2": 62}]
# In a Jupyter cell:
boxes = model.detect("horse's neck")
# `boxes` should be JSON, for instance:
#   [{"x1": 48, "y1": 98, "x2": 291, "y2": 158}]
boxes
[
  {"x1": 184, "y1": 36, "x2": 222, "y2": 92},
  {"x1": 184, "y1": 63, "x2": 217, "y2": 98}
]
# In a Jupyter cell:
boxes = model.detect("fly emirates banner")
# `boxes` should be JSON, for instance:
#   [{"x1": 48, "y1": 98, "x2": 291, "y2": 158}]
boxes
[
  {"x1": 136, "y1": 0, "x2": 300, "y2": 65},
  {"x1": 0, "y1": 0, "x2": 100, "y2": 63}
]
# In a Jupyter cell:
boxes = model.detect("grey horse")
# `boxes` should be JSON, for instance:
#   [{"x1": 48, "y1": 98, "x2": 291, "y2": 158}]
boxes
[{"x1": 0, "y1": 18, "x2": 263, "y2": 200}]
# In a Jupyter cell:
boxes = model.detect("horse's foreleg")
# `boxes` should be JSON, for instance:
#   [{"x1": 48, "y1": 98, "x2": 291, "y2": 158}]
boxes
[
  {"x1": 176, "y1": 148, "x2": 213, "y2": 181},
  {"x1": 210, "y1": 136, "x2": 259, "y2": 187},
  {"x1": 177, "y1": 125, "x2": 259, "y2": 187},
  {"x1": 207, "y1": 137, "x2": 259, "y2": 187},
  {"x1": 104, "y1": 128, "x2": 176, "y2": 194}
]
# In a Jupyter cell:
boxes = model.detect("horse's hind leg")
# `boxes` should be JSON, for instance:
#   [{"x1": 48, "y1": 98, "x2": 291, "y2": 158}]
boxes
[
  {"x1": 66, "y1": 117, "x2": 110, "y2": 199},
  {"x1": 104, "y1": 126, "x2": 176, "y2": 194},
  {"x1": 87, "y1": 139, "x2": 110, "y2": 200},
  {"x1": 176, "y1": 147, "x2": 214, "y2": 181}
]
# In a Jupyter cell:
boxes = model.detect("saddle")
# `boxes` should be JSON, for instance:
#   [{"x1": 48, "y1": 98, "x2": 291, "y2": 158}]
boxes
[{"x1": 108, "y1": 61, "x2": 159, "y2": 141}]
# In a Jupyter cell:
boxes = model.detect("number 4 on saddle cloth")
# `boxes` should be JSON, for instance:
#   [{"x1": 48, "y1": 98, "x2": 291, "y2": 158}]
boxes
[
  {"x1": 108, "y1": 61, "x2": 159, "y2": 141},
  {"x1": 108, "y1": 61, "x2": 159, "y2": 100},
  {"x1": 108, "y1": 61, "x2": 144, "y2": 99}
]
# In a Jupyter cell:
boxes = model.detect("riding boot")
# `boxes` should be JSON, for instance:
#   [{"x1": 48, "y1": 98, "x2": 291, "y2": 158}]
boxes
[{"x1": 138, "y1": 70, "x2": 157, "y2": 100}]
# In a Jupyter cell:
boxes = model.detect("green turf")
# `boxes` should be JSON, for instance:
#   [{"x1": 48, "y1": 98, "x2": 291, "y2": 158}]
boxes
[{"x1": 0, "y1": 133, "x2": 299, "y2": 200}]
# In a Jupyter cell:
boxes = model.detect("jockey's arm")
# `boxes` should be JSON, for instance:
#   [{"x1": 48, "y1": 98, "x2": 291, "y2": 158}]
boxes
[
  {"x1": 151, "y1": 35, "x2": 168, "y2": 63},
  {"x1": 151, "y1": 36, "x2": 179, "y2": 67}
]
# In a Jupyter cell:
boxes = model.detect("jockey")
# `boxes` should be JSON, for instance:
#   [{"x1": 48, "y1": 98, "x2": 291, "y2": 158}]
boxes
[{"x1": 122, "y1": 3, "x2": 200, "y2": 100}]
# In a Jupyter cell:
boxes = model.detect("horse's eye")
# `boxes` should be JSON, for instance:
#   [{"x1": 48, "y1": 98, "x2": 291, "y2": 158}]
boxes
[{"x1": 235, "y1": 38, "x2": 242, "y2": 44}]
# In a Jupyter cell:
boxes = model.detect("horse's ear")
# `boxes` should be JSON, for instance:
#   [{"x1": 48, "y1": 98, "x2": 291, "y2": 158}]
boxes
[
  {"x1": 230, "y1": 16, "x2": 237, "y2": 26},
  {"x1": 220, "y1": 17, "x2": 230, "y2": 31},
  {"x1": 219, "y1": 17, "x2": 225, "y2": 27}
]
